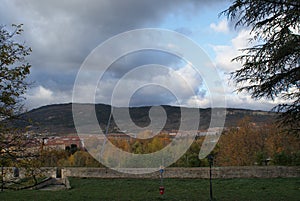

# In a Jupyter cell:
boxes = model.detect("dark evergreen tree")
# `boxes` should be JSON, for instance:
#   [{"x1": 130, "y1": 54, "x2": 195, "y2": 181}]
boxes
[{"x1": 222, "y1": 0, "x2": 300, "y2": 132}]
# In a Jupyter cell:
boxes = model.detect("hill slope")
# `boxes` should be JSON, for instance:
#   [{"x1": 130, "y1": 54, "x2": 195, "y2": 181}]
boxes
[{"x1": 17, "y1": 103, "x2": 276, "y2": 135}]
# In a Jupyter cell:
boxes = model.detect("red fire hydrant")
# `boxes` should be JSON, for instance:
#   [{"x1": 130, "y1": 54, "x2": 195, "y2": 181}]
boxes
[{"x1": 159, "y1": 186, "x2": 165, "y2": 195}]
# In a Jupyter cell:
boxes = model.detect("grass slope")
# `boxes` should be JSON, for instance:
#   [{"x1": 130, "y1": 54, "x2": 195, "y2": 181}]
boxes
[{"x1": 0, "y1": 177, "x2": 299, "y2": 201}]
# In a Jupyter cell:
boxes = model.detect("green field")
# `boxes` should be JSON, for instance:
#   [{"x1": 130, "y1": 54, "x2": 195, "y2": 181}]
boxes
[{"x1": 0, "y1": 177, "x2": 299, "y2": 201}]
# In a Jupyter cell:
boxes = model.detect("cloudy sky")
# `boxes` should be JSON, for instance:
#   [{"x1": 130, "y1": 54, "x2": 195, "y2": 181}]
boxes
[{"x1": 0, "y1": 0, "x2": 280, "y2": 111}]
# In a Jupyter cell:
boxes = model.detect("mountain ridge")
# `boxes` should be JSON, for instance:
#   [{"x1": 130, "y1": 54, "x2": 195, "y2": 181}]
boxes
[{"x1": 17, "y1": 103, "x2": 276, "y2": 135}]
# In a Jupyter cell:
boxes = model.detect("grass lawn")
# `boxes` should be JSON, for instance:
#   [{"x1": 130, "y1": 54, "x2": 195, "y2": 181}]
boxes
[{"x1": 0, "y1": 177, "x2": 299, "y2": 201}]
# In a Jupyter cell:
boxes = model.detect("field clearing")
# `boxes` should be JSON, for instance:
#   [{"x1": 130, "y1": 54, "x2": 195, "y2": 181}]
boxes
[{"x1": 0, "y1": 177, "x2": 299, "y2": 201}]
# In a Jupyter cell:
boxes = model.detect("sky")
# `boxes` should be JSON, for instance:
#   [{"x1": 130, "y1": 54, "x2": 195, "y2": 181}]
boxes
[{"x1": 0, "y1": 0, "x2": 281, "y2": 111}]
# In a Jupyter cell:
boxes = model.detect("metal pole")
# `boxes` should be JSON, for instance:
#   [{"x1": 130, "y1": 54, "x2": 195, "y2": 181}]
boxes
[
  {"x1": 207, "y1": 154, "x2": 213, "y2": 201},
  {"x1": 160, "y1": 169, "x2": 163, "y2": 186},
  {"x1": 209, "y1": 162, "x2": 213, "y2": 201}
]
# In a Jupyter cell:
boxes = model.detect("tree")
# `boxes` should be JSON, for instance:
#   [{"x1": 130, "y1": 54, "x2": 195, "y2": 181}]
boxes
[
  {"x1": 215, "y1": 117, "x2": 300, "y2": 166},
  {"x1": 0, "y1": 24, "x2": 31, "y2": 119},
  {"x1": 215, "y1": 117, "x2": 267, "y2": 166},
  {"x1": 222, "y1": 0, "x2": 300, "y2": 131},
  {"x1": 0, "y1": 24, "x2": 32, "y2": 190}
]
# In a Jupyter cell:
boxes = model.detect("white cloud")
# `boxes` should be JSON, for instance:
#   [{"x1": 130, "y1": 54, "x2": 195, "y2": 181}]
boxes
[
  {"x1": 185, "y1": 95, "x2": 210, "y2": 108},
  {"x1": 30, "y1": 86, "x2": 53, "y2": 100},
  {"x1": 93, "y1": 63, "x2": 205, "y2": 107},
  {"x1": 210, "y1": 19, "x2": 229, "y2": 33},
  {"x1": 210, "y1": 29, "x2": 284, "y2": 111},
  {"x1": 212, "y1": 29, "x2": 252, "y2": 72},
  {"x1": 25, "y1": 86, "x2": 70, "y2": 109}
]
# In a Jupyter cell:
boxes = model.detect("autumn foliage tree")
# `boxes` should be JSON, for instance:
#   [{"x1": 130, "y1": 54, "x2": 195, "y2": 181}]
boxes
[
  {"x1": 0, "y1": 24, "x2": 33, "y2": 190},
  {"x1": 215, "y1": 117, "x2": 300, "y2": 166}
]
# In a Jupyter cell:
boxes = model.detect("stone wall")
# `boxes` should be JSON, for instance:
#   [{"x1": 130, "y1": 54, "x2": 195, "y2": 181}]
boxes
[
  {"x1": 2, "y1": 167, "x2": 57, "y2": 181},
  {"x1": 61, "y1": 166, "x2": 300, "y2": 179},
  {"x1": 3, "y1": 166, "x2": 300, "y2": 180}
]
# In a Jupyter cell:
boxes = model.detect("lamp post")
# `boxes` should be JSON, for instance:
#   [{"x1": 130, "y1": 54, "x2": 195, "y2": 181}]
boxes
[
  {"x1": 207, "y1": 154, "x2": 214, "y2": 201},
  {"x1": 159, "y1": 166, "x2": 165, "y2": 195}
]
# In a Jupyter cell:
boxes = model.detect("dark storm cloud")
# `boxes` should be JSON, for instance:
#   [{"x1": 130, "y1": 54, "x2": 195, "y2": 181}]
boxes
[
  {"x1": 102, "y1": 50, "x2": 183, "y2": 81},
  {"x1": 129, "y1": 85, "x2": 179, "y2": 107},
  {"x1": 0, "y1": 0, "x2": 225, "y2": 109}
]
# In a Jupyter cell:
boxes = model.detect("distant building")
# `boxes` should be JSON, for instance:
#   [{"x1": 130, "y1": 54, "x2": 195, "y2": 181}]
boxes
[{"x1": 43, "y1": 136, "x2": 84, "y2": 150}]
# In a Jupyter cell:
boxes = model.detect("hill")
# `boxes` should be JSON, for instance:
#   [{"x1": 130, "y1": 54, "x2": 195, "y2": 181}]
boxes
[{"x1": 16, "y1": 103, "x2": 277, "y2": 135}]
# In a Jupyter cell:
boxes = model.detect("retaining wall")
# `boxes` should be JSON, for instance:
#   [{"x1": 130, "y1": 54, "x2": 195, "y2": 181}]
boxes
[
  {"x1": 61, "y1": 166, "x2": 300, "y2": 179},
  {"x1": 3, "y1": 166, "x2": 300, "y2": 180}
]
